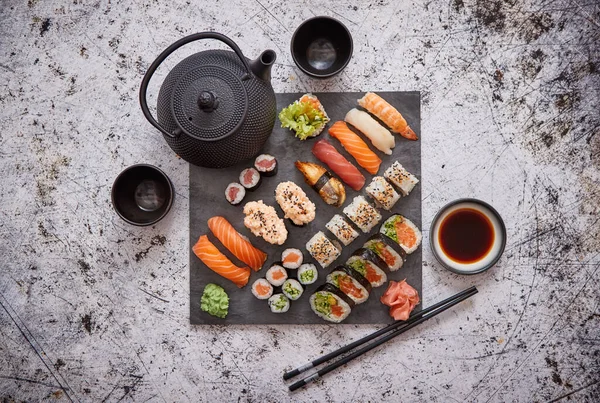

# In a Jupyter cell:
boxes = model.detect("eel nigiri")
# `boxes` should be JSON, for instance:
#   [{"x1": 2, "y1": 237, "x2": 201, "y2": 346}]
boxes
[
  {"x1": 345, "y1": 108, "x2": 395, "y2": 155},
  {"x1": 295, "y1": 161, "x2": 346, "y2": 207},
  {"x1": 358, "y1": 92, "x2": 418, "y2": 140},
  {"x1": 328, "y1": 121, "x2": 381, "y2": 175},
  {"x1": 208, "y1": 216, "x2": 267, "y2": 271},
  {"x1": 192, "y1": 235, "x2": 251, "y2": 288},
  {"x1": 312, "y1": 139, "x2": 365, "y2": 191}
]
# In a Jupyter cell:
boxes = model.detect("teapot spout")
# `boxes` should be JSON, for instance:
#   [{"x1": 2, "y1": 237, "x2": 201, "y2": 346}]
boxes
[{"x1": 250, "y1": 50, "x2": 276, "y2": 81}]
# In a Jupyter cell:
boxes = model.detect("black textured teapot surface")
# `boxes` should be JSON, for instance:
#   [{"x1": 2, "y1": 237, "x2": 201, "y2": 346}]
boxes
[{"x1": 140, "y1": 32, "x2": 277, "y2": 168}]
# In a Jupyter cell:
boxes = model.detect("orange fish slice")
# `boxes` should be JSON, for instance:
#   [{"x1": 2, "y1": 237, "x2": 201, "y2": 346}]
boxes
[
  {"x1": 328, "y1": 121, "x2": 382, "y2": 175},
  {"x1": 192, "y1": 235, "x2": 251, "y2": 288},
  {"x1": 208, "y1": 216, "x2": 267, "y2": 271},
  {"x1": 358, "y1": 92, "x2": 418, "y2": 140}
]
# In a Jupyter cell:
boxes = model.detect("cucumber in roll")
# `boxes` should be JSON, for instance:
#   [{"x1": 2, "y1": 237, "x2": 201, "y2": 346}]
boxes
[
  {"x1": 346, "y1": 248, "x2": 388, "y2": 287},
  {"x1": 309, "y1": 283, "x2": 355, "y2": 323},
  {"x1": 363, "y1": 234, "x2": 407, "y2": 271},
  {"x1": 326, "y1": 265, "x2": 372, "y2": 304}
]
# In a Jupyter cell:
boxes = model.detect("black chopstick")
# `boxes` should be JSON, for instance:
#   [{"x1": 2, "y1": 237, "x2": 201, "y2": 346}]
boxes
[
  {"x1": 287, "y1": 287, "x2": 478, "y2": 391},
  {"x1": 283, "y1": 286, "x2": 477, "y2": 381}
]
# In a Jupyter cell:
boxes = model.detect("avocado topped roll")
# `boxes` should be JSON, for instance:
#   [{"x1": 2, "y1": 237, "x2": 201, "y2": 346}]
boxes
[
  {"x1": 346, "y1": 248, "x2": 388, "y2": 288},
  {"x1": 309, "y1": 283, "x2": 355, "y2": 323},
  {"x1": 363, "y1": 234, "x2": 407, "y2": 271},
  {"x1": 326, "y1": 266, "x2": 372, "y2": 304}
]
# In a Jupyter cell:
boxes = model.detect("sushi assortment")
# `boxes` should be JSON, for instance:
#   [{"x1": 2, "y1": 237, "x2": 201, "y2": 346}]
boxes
[{"x1": 193, "y1": 92, "x2": 423, "y2": 323}]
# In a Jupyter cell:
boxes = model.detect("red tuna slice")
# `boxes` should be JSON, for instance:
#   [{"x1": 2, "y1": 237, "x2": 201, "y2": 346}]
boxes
[{"x1": 312, "y1": 139, "x2": 366, "y2": 191}]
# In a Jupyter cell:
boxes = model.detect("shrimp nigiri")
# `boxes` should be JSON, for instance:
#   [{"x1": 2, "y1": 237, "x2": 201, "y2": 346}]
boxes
[{"x1": 358, "y1": 92, "x2": 418, "y2": 140}]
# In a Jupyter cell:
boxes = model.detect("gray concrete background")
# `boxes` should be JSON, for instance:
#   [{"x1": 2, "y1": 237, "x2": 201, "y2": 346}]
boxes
[{"x1": 0, "y1": 0, "x2": 598, "y2": 401}]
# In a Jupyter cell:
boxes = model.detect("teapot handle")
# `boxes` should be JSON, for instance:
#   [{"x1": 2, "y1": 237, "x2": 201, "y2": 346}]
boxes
[{"x1": 139, "y1": 32, "x2": 253, "y2": 139}]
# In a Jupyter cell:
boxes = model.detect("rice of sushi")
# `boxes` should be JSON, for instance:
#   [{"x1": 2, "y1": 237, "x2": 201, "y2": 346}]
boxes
[
  {"x1": 346, "y1": 249, "x2": 388, "y2": 288},
  {"x1": 326, "y1": 266, "x2": 371, "y2": 304},
  {"x1": 266, "y1": 264, "x2": 288, "y2": 286},
  {"x1": 251, "y1": 278, "x2": 273, "y2": 300},
  {"x1": 254, "y1": 154, "x2": 278, "y2": 176},
  {"x1": 365, "y1": 176, "x2": 400, "y2": 211},
  {"x1": 380, "y1": 214, "x2": 422, "y2": 254},
  {"x1": 275, "y1": 181, "x2": 316, "y2": 226},
  {"x1": 384, "y1": 161, "x2": 419, "y2": 196},
  {"x1": 239, "y1": 167, "x2": 262, "y2": 191},
  {"x1": 298, "y1": 263, "x2": 318, "y2": 285},
  {"x1": 326, "y1": 214, "x2": 359, "y2": 246},
  {"x1": 309, "y1": 284, "x2": 354, "y2": 323},
  {"x1": 306, "y1": 231, "x2": 342, "y2": 268},
  {"x1": 282, "y1": 279, "x2": 304, "y2": 301},
  {"x1": 268, "y1": 293, "x2": 290, "y2": 313},
  {"x1": 343, "y1": 196, "x2": 382, "y2": 233},
  {"x1": 281, "y1": 247, "x2": 303, "y2": 269},
  {"x1": 363, "y1": 234, "x2": 406, "y2": 271}
]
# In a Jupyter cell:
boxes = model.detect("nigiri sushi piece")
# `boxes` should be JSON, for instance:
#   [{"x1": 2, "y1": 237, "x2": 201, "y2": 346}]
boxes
[
  {"x1": 295, "y1": 161, "x2": 346, "y2": 207},
  {"x1": 345, "y1": 108, "x2": 395, "y2": 155},
  {"x1": 312, "y1": 139, "x2": 365, "y2": 191},
  {"x1": 328, "y1": 121, "x2": 382, "y2": 175},
  {"x1": 192, "y1": 235, "x2": 251, "y2": 288},
  {"x1": 207, "y1": 216, "x2": 267, "y2": 271},
  {"x1": 358, "y1": 92, "x2": 418, "y2": 140},
  {"x1": 243, "y1": 201, "x2": 288, "y2": 245}
]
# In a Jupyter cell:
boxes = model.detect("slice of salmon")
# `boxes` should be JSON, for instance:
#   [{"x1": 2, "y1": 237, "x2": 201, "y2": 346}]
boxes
[
  {"x1": 192, "y1": 235, "x2": 251, "y2": 288},
  {"x1": 283, "y1": 253, "x2": 300, "y2": 264},
  {"x1": 208, "y1": 216, "x2": 267, "y2": 271},
  {"x1": 329, "y1": 121, "x2": 382, "y2": 175}
]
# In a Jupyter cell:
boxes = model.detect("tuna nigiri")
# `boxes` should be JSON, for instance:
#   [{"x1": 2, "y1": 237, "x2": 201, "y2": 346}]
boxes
[
  {"x1": 208, "y1": 216, "x2": 267, "y2": 271},
  {"x1": 358, "y1": 92, "x2": 418, "y2": 140},
  {"x1": 345, "y1": 109, "x2": 395, "y2": 155},
  {"x1": 312, "y1": 139, "x2": 365, "y2": 191},
  {"x1": 328, "y1": 121, "x2": 382, "y2": 175},
  {"x1": 192, "y1": 235, "x2": 251, "y2": 288}
]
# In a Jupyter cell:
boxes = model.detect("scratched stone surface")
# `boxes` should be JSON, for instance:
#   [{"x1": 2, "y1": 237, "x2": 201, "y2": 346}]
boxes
[{"x1": 0, "y1": 0, "x2": 599, "y2": 401}]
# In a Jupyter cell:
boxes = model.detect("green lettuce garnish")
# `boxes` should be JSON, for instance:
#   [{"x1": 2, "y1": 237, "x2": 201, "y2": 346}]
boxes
[
  {"x1": 278, "y1": 100, "x2": 329, "y2": 140},
  {"x1": 201, "y1": 283, "x2": 229, "y2": 319}
]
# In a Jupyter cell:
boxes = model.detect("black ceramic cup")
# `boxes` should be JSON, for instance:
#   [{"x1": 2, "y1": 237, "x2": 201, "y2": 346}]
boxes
[
  {"x1": 111, "y1": 164, "x2": 174, "y2": 226},
  {"x1": 291, "y1": 16, "x2": 353, "y2": 78}
]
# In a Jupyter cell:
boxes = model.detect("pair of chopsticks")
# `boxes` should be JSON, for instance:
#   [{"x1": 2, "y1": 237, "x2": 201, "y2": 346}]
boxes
[{"x1": 284, "y1": 286, "x2": 478, "y2": 391}]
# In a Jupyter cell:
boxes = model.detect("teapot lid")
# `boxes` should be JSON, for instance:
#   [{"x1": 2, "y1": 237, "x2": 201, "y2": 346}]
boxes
[{"x1": 171, "y1": 65, "x2": 248, "y2": 141}]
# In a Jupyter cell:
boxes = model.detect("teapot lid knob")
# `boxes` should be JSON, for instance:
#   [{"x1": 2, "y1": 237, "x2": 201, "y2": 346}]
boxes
[{"x1": 197, "y1": 91, "x2": 219, "y2": 112}]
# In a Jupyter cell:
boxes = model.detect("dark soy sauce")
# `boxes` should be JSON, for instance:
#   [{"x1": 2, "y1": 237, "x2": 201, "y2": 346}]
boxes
[{"x1": 439, "y1": 208, "x2": 494, "y2": 263}]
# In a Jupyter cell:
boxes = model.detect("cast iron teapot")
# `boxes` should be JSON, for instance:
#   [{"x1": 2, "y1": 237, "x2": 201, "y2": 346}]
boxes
[{"x1": 140, "y1": 32, "x2": 277, "y2": 168}]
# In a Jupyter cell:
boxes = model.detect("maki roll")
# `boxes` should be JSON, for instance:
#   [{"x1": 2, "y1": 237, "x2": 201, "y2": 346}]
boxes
[
  {"x1": 380, "y1": 215, "x2": 422, "y2": 254},
  {"x1": 365, "y1": 176, "x2": 400, "y2": 211},
  {"x1": 363, "y1": 234, "x2": 406, "y2": 271},
  {"x1": 306, "y1": 231, "x2": 342, "y2": 268},
  {"x1": 309, "y1": 283, "x2": 355, "y2": 323},
  {"x1": 239, "y1": 167, "x2": 262, "y2": 191},
  {"x1": 275, "y1": 181, "x2": 316, "y2": 226},
  {"x1": 384, "y1": 161, "x2": 419, "y2": 196},
  {"x1": 225, "y1": 182, "x2": 245, "y2": 205},
  {"x1": 326, "y1": 214, "x2": 359, "y2": 246},
  {"x1": 266, "y1": 264, "x2": 288, "y2": 286},
  {"x1": 297, "y1": 263, "x2": 318, "y2": 285},
  {"x1": 343, "y1": 196, "x2": 382, "y2": 233},
  {"x1": 282, "y1": 248, "x2": 303, "y2": 269},
  {"x1": 254, "y1": 154, "x2": 278, "y2": 176},
  {"x1": 295, "y1": 161, "x2": 346, "y2": 207},
  {"x1": 268, "y1": 293, "x2": 290, "y2": 313},
  {"x1": 282, "y1": 279, "x2": 304, "y2": 301},
  {"x1": 346, "y1": 248, "x2": 387, "y2": 288},
  {"x1": 251, "y1": 278, "x2": 273, "y2": 300},
  {"x1": 326, "y1": 265, "x2": 372, "y2": 304}
]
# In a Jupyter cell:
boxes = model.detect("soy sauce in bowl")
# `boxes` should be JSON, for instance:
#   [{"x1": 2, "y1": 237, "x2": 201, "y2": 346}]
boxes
[{"x1": 439, "y1": 208, "x2": 494, "y2": 264}]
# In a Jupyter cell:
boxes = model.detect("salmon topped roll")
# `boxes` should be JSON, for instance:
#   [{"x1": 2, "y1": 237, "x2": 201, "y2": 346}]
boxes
[
  {"x1": 192, "y1": 235, "x2": 251, "y2": 288},
  {"x1": 358, "y1": 92, "x2": 418, "y2": 140}
]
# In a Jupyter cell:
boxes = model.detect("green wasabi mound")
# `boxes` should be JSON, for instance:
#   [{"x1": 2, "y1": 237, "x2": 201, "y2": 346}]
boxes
[{"x1": 201, "y1": 283, "x2": 229, "y2": 319}]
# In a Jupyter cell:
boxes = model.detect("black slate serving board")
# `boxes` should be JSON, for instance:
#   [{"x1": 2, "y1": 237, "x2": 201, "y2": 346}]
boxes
[{"x1": 190, "y1": 92, "x2": 421, "y2": 324}]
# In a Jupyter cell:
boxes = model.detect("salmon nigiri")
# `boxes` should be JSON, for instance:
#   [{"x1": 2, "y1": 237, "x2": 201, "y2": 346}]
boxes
[
  {"x1": 192, "y1": 235, "x2": 251, "y2": 288},
  {"x1": 208, "y1": 216, "x2": 267, "y2": 271},
  {"x1": 358, "y1": 92, "x2": 418, "y2": 140},
  {"x1": 328, "y1": 121, "x2": 381, "y2": 175},
  {"x1": 312, "y1": 139, "x2": 365, "y2": 191}
]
